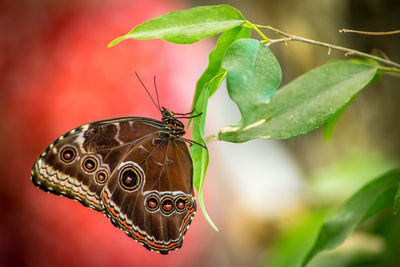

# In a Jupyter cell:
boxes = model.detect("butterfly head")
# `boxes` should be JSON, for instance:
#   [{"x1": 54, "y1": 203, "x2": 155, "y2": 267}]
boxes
[
  {"x1": 161, "y1": 107, "x2": 185, "y2": 137},
  {"x1": 161, "y1": 106, "x2": 174, "y2": 119}
]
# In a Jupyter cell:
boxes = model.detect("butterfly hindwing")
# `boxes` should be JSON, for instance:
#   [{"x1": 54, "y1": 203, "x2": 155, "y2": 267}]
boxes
[{"x1": 101, "y1": 133, "x2": 196, "y2": 254}]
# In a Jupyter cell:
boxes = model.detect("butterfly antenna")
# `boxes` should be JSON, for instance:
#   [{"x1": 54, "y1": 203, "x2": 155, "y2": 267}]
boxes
[
  {"x1": 153, "y1": 75, "x2": 162, "y2": 110},
  {"x1": 135, "y1": 71, "x2": 162, "y2": 112}
]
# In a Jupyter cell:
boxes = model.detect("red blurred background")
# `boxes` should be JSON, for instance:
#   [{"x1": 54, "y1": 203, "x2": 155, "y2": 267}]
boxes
[
  {"x1": 0, "y1": 0, "x2": 214, "y2": 266},
  {"x1": 3, "y1": 0, "x2": 400, "y2": 266}
]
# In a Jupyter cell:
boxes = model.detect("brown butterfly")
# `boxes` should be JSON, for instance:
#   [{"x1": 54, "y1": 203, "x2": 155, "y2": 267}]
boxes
[{"x1": 31, "y1": 73, "x2": 202, "y2": 254}]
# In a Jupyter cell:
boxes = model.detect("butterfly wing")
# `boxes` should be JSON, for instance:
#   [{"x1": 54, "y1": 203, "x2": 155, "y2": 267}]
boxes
[
  {"x1": 31, "y1": 117, "x2": 196, "y2": 253},
  {"x1": 101, "y1": 132, "x2": 196, "y2": 254},
  {"x1": 31, "y1": 117, "x2": 164, "y2": 212}
]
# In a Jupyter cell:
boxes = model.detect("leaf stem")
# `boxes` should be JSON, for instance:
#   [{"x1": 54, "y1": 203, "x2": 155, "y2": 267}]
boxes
[
  {"x1": 377, "y1": 66, "x2": 400, "y2": 76},
  {"x1": 244, "y1": 21, "x2": 270, "y2": 42},
  {"x1": 204, "y1": 133, "x2": 219, "y2": 144},
  {"x1": 254, "y1": 24, "x2": 400, "y2": 69}
]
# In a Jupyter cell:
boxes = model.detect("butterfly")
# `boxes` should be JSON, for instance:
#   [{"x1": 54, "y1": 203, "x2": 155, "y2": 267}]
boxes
[{"x1": 31, "y1": 73, "x2": 202, "y2": 254}]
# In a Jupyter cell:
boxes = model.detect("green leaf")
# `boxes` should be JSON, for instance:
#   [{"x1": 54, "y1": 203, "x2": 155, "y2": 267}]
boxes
[
  {"x1": 108, "y1": 5, "x2": 245, "y2": 46},
  {"x1": 222, "y1": 38, "x2": 282, "y2": 126},
  {"x1": 191, "y1": 26, "x2": 251, "y2": 114},
  {"x1": 268, "y1": 210, "x2": 328, "y2": 267},
  {"x1": 393, "y1": 182, "x2": 400, "y2": 215},
  {"x1": 219, "y1": 61, "x2": 377, "y2": 142},
  {"x1": 302, "y1": 169, "x2": 400, "y2": 266},
  {"x1": 190, "y1": 83, "x2": 218, "y2": 231}
]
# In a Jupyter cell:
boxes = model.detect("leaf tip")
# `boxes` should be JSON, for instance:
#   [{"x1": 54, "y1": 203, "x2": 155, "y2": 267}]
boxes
[
  {"x1": 107, "y1": 37, "x2": 124, "y2": 47},
  {"x1": 198, "y1": 192, "x2": 219, "y2": 231}
]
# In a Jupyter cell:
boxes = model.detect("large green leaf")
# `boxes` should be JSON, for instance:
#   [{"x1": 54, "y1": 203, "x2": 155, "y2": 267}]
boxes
[
  {"x1": 302, "y1": 169, "x2": 400, "y2": 266},
  {"x1": 222, "y1": 38, "x2": 282, "y2": 126},
  {"x1": 108, "y1": 5, "x2": 245, "y2": 46},
  {"x1": 219, "y1": 61, "x2": 377, "y2": 142},
  {"x1": 191, "y1": 85, "x2": 209, "y2": 193},
  {"x1": 191, "y1": 26, "x2": 251, "y2": 114},
  {"x1": 268, "y1": 211, "x2": 328, "y2": 267}
]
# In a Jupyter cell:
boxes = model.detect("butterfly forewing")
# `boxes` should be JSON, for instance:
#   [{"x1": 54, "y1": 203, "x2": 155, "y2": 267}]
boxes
[{"x1": 31, "y1": 123, "x2": 107, "y2": 211}]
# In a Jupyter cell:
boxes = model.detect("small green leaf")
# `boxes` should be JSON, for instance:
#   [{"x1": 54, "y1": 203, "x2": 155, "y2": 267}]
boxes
[
  {"x1": 108, "y1": 5, "x2": 245, "y2": 46},
  {"x1": 191, "y1": 26, "x2": 251, "y2": 114},
  {"x1": 302, "y1": 169, "x2": 400, "y2": 266},
  {"x1": 190, "y1": 82, "x2": 218, "y2": 231},
  {"x1": 222, "y1": 38, "x2": 282, "y2": 125},
  {"x1": 393, "y1": 182, "x2": 400, "y2": 215},
  {"x1": 219, "y1": 61, "x2": 377, "y2": 142}
]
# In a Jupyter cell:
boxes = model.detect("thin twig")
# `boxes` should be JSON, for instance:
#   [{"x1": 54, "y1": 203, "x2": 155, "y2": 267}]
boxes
[
  {"x1": 256, "y1": 24, "x2": 400, "y2": 69},
  {"x1": 371, "y1": 48, "x2": 390, "y2": 61},
  {"x1": 265, "y1": 37, "x2": 292, "y2": 46},
  {"x1": 340, "y1": 29, "x2": 400, "y2": 35}
]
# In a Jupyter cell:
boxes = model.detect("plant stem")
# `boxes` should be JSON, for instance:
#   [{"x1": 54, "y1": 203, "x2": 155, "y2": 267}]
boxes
[
  {"x1": 256, "y1": 24, "x2": 400, "y2": 69},
  {"x1": 377, "y1": 66, "x2": 400, "y2": 75},
  {"x1": 339, "y1": 29, "x2": 400, "y2": 35},
  {"x1": 205, "y1": 133, "x2": 219, "y2": 144},
  {"x1": 244, "y1": 21, "x2": 270, "y2": 42}
]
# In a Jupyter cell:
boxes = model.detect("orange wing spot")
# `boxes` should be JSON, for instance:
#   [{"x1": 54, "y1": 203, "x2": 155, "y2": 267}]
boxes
[
  {"x1": 133, "y1": 231, "x2": 146, "y2": 241},
  {"x1": 166, "y1": 241, "x2": 180, "y2": 248},
  {"x1": 187, "y1": 205, "x2": 194, "y2": 213},
  {"x1": 108, "y1": 206, "x2": 118, "y2": 217},
  {"x1": 77, "y1": 187, "x2": 81, "y2": 193},
  {"x1": 40, "y1": 169, "x2": 46, "y2": 175},
  {"x1": 102, "y1": 192, "x2": 108, "y2": 203},
  {"x1": 147, "y1": 240, "x2": 162, "y2": 248},
  {"x1": 120, "y1": 220, "x2": 132, "y2": 230},
  {"x1": 63, "y1": 180, "x2": 68, "y2": 186},
  {"x1": 180, "y1": 216, "x2": 190, "y2": 234}
]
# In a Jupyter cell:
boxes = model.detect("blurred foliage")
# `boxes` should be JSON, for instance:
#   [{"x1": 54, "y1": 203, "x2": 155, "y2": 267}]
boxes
[{"x1": 267, "y1": 153, "x2": 400, "y2": 267}]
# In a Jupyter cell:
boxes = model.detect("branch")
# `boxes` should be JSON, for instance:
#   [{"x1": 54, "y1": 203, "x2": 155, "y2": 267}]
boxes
[
  {"x1": 339, "y1": 29, "x2": 400, "y2": 36},
  {"x1": 256, "y1": 24, "x2": 400, "y2": 69}
]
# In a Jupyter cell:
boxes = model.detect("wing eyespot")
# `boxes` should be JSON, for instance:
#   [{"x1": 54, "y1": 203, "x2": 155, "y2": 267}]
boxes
[
  {"x1": 160, "y1": 196, "x2": 174, "y2": 215},
  {"x1": 175, "y1": 196, "x2": 189, "y2": 213},
  {"x1": 119, "y1": 163, "x2": 143, "y2": 191},
  {"x1": 82, "y1": 156, "x2": 98, "y2": 173},
  {"x1": 145, "y1": 195, "x2": 159, "y2": 212},
  {"x1": 95, "y1": 170, "x2": 108, "y2": 184},
  {"x1": 59, "y1": 146, "x2": 77, "y2": 163}
]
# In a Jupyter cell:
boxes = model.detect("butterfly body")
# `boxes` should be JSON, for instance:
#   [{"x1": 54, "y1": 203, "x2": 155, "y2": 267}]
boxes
[{"x1": 31, "y1": 110, "x2": 196, "y2": 254}]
